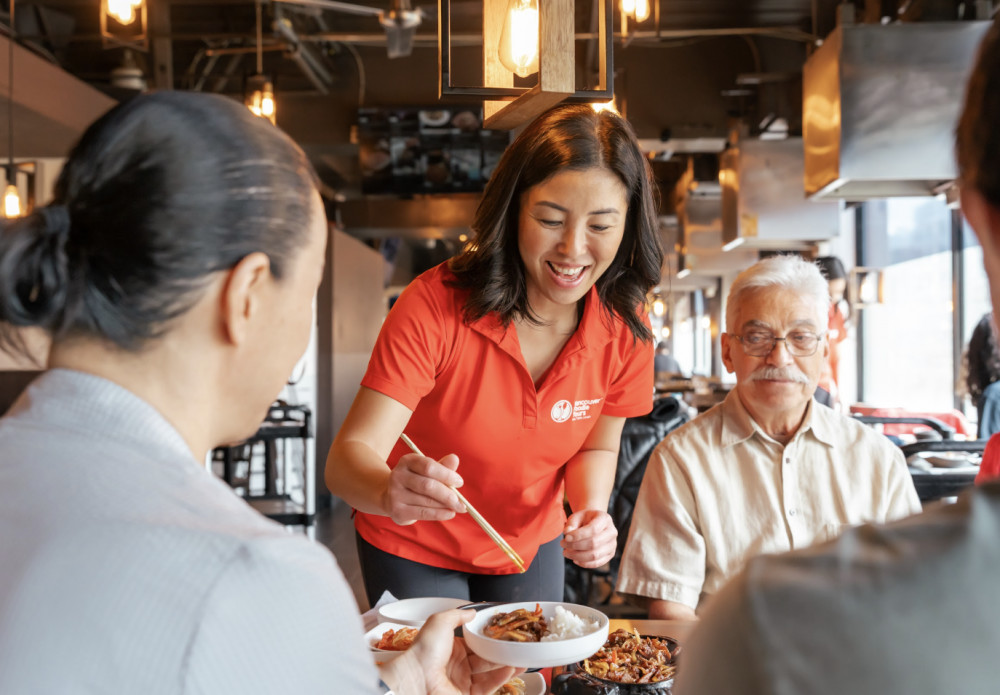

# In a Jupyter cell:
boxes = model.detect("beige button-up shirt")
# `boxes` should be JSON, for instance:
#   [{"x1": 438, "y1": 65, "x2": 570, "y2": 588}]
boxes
[{"x1": 617, "y1": 390, "x2": 922, "y2": 611}]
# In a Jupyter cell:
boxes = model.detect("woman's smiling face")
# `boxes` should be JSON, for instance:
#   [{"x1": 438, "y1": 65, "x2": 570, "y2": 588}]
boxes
[{"x1": 517, "y1": 167, "x2": 628, "y2": 319}]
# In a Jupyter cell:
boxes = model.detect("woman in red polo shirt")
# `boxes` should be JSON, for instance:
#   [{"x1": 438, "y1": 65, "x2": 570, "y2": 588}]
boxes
[{"x1": 326, "y1": 104, "x2": 663, "y2": 604}]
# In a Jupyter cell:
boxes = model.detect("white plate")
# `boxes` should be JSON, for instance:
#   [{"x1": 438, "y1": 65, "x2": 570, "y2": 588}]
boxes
[
  {"x1": 462, "y1": 601, "x2": 609, "y2": 669},
  {"x1": 365, "y1": 621, "x2": 419, "y2": 664},
  {"x1": 377, "y1": 597, "x2": 469, "y2": 626},
  {"x1": 926, "y1": 453, "x2": 979, "y2": 468}
]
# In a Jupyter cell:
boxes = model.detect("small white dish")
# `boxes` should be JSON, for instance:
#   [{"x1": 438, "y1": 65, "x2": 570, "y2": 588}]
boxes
[
  {"x1": 377, "y1": 596, "x2": 469, "y2": 627},
  {"x1": 462, "y1": 601, "x2": 609, "y2": 669},
  {"x1": 365, "y1": 621, "x2": 419, "y2": 664},
  {"x1": 501, "y1": 672, "x2": 545, "y2": 695}
]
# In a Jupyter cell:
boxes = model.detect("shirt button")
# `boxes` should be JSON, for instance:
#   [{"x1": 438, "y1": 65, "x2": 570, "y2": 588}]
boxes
[
  {"x1": 784, "y1": 458, "x2": 791, "y2": 464},
  {"x1": 788, "y1": 509, "x2": 797, "y2": 516}
]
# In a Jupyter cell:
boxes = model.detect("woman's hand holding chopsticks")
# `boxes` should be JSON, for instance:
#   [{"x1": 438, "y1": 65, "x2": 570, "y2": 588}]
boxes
[{"x1": 384, "y1": 451, "x2": 468, "y2": 526}]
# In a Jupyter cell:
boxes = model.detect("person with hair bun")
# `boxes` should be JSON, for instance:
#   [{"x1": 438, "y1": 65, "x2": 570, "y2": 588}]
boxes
[
  {"x1": 326, "y1": 104, "x2": 664, "y2": 604},
  {"x1": 0, "y1": 91, "x2": 516, "y2": 695}
]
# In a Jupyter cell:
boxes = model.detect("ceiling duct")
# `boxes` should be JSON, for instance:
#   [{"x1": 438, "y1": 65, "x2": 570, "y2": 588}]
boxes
[
  {"x1": 337, "y1": 194, "x2": 480, "y2": 240},
  {"x1": 675, "y1": 161, "x2": 758, "y2": 282},
  {"x1": 720, "y1": 137, "x2": 840, "y2": 250},
  {"x1": 803, "y1": 20, "x2": 991, "y2": 201}
]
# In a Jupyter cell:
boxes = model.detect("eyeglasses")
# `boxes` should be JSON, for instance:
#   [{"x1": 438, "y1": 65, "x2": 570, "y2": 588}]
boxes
[{"x1": 732, "y1": 330, "x2": 825, "y2": 357}]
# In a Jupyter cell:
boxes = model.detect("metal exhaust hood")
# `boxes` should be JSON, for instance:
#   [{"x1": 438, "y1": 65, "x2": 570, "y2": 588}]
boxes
[
  {"x1": 803, "y1": 21, "x2": 991, "y2": 201},
  {"x1": 721, "y1": 138, "x2": 840, "y2": 248}
]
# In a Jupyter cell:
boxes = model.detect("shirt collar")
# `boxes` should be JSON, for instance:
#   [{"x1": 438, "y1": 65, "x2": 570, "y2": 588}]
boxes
[
  {"x1": 469, "y1": 284, "x2": 618, "y2": 353},
  {"x1": 720, "y1": 389, "x2": 835, "y2": 448}
]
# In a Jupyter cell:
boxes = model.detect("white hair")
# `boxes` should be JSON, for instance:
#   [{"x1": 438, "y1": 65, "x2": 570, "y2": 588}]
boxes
[{"x1": 725, "y1": 255, "x2": 830, "y2": 332}]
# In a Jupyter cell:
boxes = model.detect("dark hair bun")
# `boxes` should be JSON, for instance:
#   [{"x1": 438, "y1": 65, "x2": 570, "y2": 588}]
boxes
[{"x1": 0, "y1": 204, "x2": 72, "y2": 327}]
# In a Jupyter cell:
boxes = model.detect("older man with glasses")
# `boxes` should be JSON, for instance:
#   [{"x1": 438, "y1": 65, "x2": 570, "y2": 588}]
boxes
[{"x1": 617, "y1": 254, "x2": 920, "y2": 620}]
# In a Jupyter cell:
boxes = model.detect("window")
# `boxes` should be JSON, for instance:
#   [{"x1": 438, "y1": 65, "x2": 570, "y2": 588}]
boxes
[{"x1": 860, "y1": 198, "x2": 955, "y2": 411}]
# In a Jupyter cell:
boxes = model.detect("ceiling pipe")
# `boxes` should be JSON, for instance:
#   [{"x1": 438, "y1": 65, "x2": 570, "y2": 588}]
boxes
[{"x1": 272, "y1": 13, "x2": 333, "y2": 93}]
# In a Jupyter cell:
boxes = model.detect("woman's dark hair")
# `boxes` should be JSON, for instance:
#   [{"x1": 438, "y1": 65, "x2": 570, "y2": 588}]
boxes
[
  {"x1": 448, "y1": 104, "x2": 663, "y2": 343},
  {"x1": 956, "y1": 16, "x2": 1000, "y2": 208},
  {"x1": 966, "y1": 313, "x2": 1000, "y2": 403},
  {"x1": 0, "y1": 91, "x2": 317, "y2": 356},
  {"x1": 815, "y1": 256, "x2": 847, "y2": 282}
]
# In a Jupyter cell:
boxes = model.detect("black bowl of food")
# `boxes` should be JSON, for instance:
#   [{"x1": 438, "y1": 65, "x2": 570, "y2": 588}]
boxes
[{"x1": 550, "y1": 628, "x2": 681, "y2": 695}]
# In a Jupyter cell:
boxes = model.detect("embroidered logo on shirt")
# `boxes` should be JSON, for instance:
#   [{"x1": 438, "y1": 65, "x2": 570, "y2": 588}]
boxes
[
  {"x1": 551, "y1": 400, "x2": 573, "y2": 422},
  {"x1": 551, "y1": 398, "x2": 603, "y2": 423}
]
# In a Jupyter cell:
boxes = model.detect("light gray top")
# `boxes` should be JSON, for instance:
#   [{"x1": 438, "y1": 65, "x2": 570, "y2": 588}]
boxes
[
  {"x1": 0, "y1": 369, "x2": 378, "y2": 694},
  {"x1": 617, "y1": 390, "x2": 921, "y2": 609},
  {"x1": 675, "y1": 482, "x2": 1000, "y2": 695}
]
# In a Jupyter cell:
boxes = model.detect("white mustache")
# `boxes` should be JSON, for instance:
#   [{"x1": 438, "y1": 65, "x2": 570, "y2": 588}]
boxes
[{"x1": 749, "y1": 366, "x2": 811, "y2": 384}]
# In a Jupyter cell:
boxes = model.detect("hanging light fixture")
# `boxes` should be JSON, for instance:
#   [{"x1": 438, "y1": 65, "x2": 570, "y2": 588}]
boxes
[
  {"x1": 4, "y1": 0, "x2": 21, "y2": 219},
  {"x1": 106, "y1": 0, "x2": 143, "y2": 25},
  {"x1": 438, "y1": 0, "x2": 613, "y2": 130},
  {"x1": 245, "y1": 1, "x2": 276, "y2": 125},
  {"x1": 100, "y1": 0, "x2": 147, "y2": 50},
  {"x1": 497, "y1": 0, "x2": 539, "y2": 78},
  {"x1": 621, "y1": 0, "x2": 650, "y2": 23}
]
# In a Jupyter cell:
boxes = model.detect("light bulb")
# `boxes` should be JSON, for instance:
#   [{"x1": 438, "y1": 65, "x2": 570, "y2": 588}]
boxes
[
  {"x1": 498, "y1": 0, "x2": 539, "y2": 78},
  {"x1": 246, "y1": 79, "x2": 276, "y2": 125},
  {"x1": 3, "y1": 184, "x2": 21, "y2": 218},
  {"x1": 652, "y1": 298, "x2": 665, "y2": 317},
  {"x1": 660, "y1": 325, "x2": 671, "y2": 340},
  {"x1": 634, "y1": 0, "x2": 650, "y2": 22},
  {"x1": 261, "y1": 93, "x2": 275, "y2": 119},
  {"x1": 107, "y1": 0, "x2": 138, "y2": 25},
  {"x1": 621, "y1": 0, "x2": 636, "y2": 15}
]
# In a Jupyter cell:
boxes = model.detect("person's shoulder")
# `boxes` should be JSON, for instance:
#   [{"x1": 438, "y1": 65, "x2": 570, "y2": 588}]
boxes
[
  {"x1": 818, "y1": 405, "x2": 898, "y2": 451},
  {"x1": 983, "y1": 380, "x2": 1000, "y2": 400},
  {"x1": 652, "y1": 404, "x2": 723, "y2": 458},
  {"x1": 393, "y1": 262, "x2": 466, "y2": 315}
]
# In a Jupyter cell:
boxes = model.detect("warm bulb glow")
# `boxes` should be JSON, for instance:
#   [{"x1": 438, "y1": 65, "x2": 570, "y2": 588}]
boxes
[
  {"x1": 3, "y1": 184, "x2": 21, "y2": 218},
  {"x1": 660, "y1": 326, "x2": 671, "y2": 340},
  {"x1": 107, "y1": 0, "x2": 142, "y2": 25},
  {"x1": 246, "y1": 82, "x2": 276, "y2": 125},
  {"x1": 260, "y1": 93, "x2": 275, "y2": 119},
  {"x1": 591, "y1": 99, "x2": 619, "y2": 115},
  {"x1": 652, "y1": 298, "x2": 665, "y2": 317},
  {"x1": 634, "y1": 0, "x2": 650, "y2": 22},
  {"x1": 499, "y1": 0, "x2": 539, "y2": 78},
  {"x1": 621, "y1": 0, "x2": 636, "y2": 15}
]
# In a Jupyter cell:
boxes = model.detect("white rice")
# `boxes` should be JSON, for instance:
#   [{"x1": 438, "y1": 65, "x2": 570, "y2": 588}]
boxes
[{"x1": 540, "y1": 605, "x2": 600, "y2": 642}]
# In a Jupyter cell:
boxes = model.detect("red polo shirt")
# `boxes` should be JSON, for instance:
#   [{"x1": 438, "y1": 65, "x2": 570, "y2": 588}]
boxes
[{"x1": 354, "y1": 263, "x2": 654, "y2": 574}]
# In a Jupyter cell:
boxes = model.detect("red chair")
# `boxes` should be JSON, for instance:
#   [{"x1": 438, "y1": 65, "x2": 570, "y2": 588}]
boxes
[{"x1": 849, "y1": 405, "x2": 974, "y2": 439}]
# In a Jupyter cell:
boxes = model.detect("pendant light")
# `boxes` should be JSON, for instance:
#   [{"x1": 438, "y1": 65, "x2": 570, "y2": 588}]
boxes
[
  {"x1": 497, "y1": 0, "x2": 539, "y2": 78},
  {"x1": 4, "y1": 0, "x2": 21, "y2": 219},
  {"x1": 245, "y1": 1, "x2": 276, "y2": 125},
  {"x1": 106, "y1": 0, "x2": 143, "y2": 26},
  {"x1": 621, "y1": 0, "x2": 650, "y2": 23}
]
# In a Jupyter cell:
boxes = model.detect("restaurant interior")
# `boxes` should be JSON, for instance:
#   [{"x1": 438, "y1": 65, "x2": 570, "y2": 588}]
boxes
[{"x1": 0, "y1": 0, "x2": 996, "y2": 679}]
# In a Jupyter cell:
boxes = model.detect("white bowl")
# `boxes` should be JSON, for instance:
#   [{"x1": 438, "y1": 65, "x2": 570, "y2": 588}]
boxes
[
  {"x1": 462, "y1": 601, "x2": 609, "y2": 669},
  {"x1": 365, "y1": 621, "x2": 419, "y2": 665},
  {"x1": 376, "y1": 597, "x2": 469, "y2": 627}
]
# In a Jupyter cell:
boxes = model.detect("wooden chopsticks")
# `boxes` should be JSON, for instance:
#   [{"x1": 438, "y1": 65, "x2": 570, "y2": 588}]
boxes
[{"x1": 399, "y1": 433, "x2": 527, "y2": 574}]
